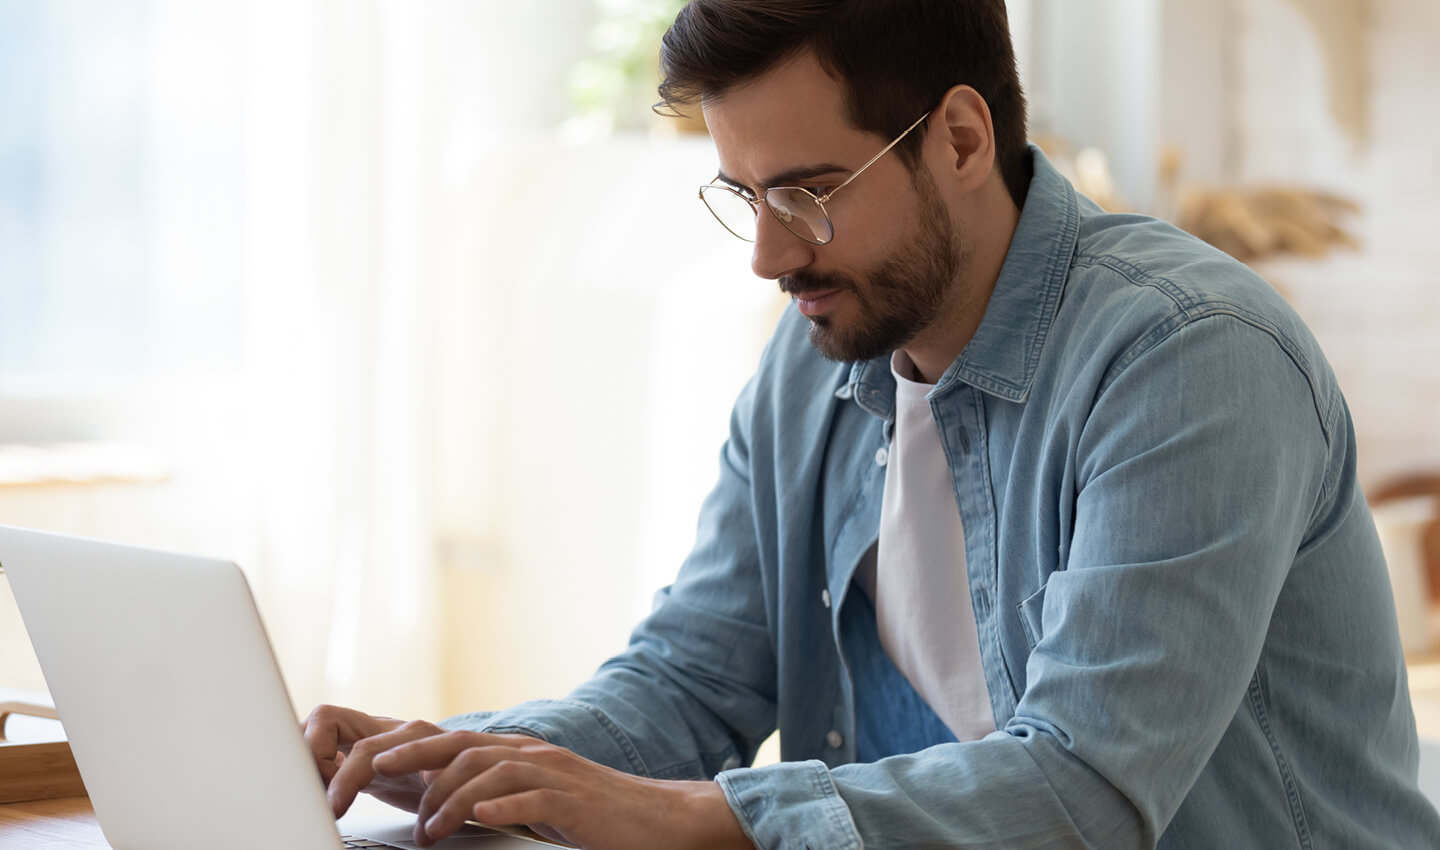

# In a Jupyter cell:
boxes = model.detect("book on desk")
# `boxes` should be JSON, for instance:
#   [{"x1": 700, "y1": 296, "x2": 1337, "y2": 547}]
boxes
[{"x1": 0, "y1": 695, "x2": 87, "y2": 804}]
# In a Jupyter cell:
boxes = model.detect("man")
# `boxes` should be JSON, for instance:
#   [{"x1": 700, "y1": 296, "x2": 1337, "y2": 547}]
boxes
[{"x1": 306, "y1": 2, "x2": 1440, "y2": 847}]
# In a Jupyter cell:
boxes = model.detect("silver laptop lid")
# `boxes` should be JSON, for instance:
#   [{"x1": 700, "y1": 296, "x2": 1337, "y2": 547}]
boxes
[{"x1": 1, "y1": 525, "x2": 347, "y2": 850}]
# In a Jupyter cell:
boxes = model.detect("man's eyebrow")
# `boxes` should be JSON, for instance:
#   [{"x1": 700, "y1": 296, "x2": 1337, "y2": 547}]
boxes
[{"x1": 716, "y1": 163, "x2": 851, "y2": 192}]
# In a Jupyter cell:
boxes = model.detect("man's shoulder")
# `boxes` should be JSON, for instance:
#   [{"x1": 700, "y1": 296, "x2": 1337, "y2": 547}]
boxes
[
  {"x1": 1042, "y1": 207, "x2": 1342, "y2": 428},
  {"x1": 1057, "y1": 207, "x2": 1316, "y2": 358},
  {"x1": 1070, "y1": 209, "x2": 1282, "y2": 315}
]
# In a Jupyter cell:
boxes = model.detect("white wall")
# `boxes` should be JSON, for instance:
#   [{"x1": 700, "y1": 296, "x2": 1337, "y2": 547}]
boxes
[
  {"x1": 1231, "y1": 0, "x2": 1440, "y2": 488},
  {"x1": 1028, "y1": 0, "x2": 1164, "y2": 208}
]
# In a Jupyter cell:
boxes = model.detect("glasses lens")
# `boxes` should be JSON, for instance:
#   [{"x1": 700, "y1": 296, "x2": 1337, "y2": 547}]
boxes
[
  {"x1": 700, "y1": 185, "x2": 759, "y2": 242},
  {"x1": 766, "y1": 188, "x2": 833, "y2": 245}
]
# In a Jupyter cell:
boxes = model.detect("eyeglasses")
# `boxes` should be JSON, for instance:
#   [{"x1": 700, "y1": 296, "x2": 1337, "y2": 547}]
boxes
[{"x1": 698, "y1": 111, "x2": 930, "y2": 246}]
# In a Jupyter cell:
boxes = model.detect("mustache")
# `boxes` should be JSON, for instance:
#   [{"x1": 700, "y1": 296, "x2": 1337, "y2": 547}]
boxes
[{"x1": 779, "y1": 272, "x2": 854, "y2": 297}]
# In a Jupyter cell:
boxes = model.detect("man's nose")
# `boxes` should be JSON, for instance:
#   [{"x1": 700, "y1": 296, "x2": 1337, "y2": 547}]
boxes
[{"x1": 750, "y1": 205, "x2": 815, "y2": 281}]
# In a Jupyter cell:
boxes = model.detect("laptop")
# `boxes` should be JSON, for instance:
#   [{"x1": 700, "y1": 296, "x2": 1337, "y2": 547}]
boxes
[{"x1": 0, "y1": 524, "x2": 561, "y2": 849}]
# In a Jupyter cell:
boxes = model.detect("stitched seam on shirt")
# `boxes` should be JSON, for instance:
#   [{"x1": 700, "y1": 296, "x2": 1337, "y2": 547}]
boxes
[
  {"x1": 519, "y1": 699, "x2": 654, "y2": 778},
  {"x1": 967, "y1": 391, "x2": 1020, "y2": 718},
  {"x1": 1072, "y1": 255, "x2": 1333, "y2": 450},
  {"x1": 1021, "y1": 190, "x2": 1078, "y2": 394},
  {"x1": 1101, "y1": 311, "x2": 1333, "y2": 452},
  {"x1": 946, "y1": 171, "x2": 1078, "y2": 403},
  {"x1": 1071, "y1": 254, "x2": 1199, "y2": 313},
  {"x1": 932, "y1": 387, "x2": 1014, "y2": 715},
  {"x1": 827, "y1": 419, "x2": 887, "y2": 590},
  {"x1": 1314, "y1": 390, "x2": 1344, "y2": 508},
  {"x1": 1246, "y1": 673, "x2": 1313, "y2": 849},
  {"x1": 809, "y1": 762, "x2": 865, "y2": 850},
  {"x1": 481, "y1": 723, "x2": 552, "y2": 742},
  {"x1": 999, "y1": 170, "x2": 1080, "y2": 401},
  {"x1": 714, "y1": 773, "x2": 766, "y2": 849},
  {"x1": 1016, "y1": 581, "x2": 1047, "y2": 650}
]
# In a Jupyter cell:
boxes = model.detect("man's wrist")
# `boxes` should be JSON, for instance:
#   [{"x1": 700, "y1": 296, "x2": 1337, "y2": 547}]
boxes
[{"x1": 677, "y1": 779, "x2": 754, "y2": 850}]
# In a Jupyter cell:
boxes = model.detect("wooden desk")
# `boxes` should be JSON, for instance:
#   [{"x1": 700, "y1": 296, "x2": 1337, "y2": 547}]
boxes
[{"x1": 0, "y1": 795, "x2": 109, "y2": 848}]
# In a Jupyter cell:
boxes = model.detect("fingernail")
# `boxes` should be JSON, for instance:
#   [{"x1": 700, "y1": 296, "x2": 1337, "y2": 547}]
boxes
[{"x1": 425, "y1": 814, "x2": 444, "y2": 835}]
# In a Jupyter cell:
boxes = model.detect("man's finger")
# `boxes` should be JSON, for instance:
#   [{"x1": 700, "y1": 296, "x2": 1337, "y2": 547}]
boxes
[
  {"x1": 468, "y1": 788, "x2": 577, "y2": 843},
  {"x1": 410, "y1": 742, "x2": 526, "y2": 832},
  {"x1": 423, "y1": 763, "x2": 566, "y2": 846},
  {"x1": 301, "y1": 705, "x2": 345, "y2": 764},
  {"x1": 326, "y1": 719, "x2": 446, "y2": 817},
  {"x1": 303, "y1": 705, "x2": 391, "y2": 765},
  {"x1": 372, "y1": 731, "x2": 490, "y2": 777},
  {"x1": 375, "y1": 731, "x2": 544, "y2": 776}
]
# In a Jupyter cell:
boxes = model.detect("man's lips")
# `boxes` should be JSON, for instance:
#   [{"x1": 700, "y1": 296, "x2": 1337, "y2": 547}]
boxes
[{"x1": 791, "y1": 288, "x2": 844, "y2": 317}]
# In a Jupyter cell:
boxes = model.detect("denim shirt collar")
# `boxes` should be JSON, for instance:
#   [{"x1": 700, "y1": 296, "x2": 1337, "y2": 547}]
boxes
[{"x1": 850, "y1": 146, "x2": 1080, "y2": 419}]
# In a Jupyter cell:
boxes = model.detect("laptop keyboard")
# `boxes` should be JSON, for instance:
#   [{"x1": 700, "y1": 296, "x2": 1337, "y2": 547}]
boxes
[{"x1": 340, "y1": 837, "x2": 398, "y2": 848}]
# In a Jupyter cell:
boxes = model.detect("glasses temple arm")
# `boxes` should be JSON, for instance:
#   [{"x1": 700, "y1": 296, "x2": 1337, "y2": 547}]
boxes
[{"x1": 817, "y1": 111, "x2": 931, "y2": 205}]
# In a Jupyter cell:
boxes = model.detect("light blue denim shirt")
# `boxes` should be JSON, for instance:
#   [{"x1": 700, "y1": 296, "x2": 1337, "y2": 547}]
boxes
[{"x1": 448, "y1": 148, "x2": 1440, "y2": 848}]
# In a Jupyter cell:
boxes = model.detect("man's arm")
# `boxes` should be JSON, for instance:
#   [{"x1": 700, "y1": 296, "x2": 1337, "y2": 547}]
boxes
[{"x1": 304, "y1": 706, "x2": 753, "y2": 848}]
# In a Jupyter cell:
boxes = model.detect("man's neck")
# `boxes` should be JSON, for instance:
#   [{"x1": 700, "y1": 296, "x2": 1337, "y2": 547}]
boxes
[{"x1": 903, "y1": 188, "x2": 1022, "y2": 385}]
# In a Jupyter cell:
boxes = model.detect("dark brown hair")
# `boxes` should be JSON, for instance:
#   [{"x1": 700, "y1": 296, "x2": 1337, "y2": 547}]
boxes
[{"x1": 658, "y1": 0, "x2": 1030, "y2": 206}]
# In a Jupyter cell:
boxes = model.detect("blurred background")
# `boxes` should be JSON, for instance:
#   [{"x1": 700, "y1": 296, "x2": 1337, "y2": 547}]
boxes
[{"x1": 1, "y1": 0, "x2": 1438, "y2": 727}]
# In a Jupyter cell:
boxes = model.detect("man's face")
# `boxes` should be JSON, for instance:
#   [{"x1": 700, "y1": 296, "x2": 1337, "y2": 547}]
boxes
[{"x1": 702, "y1": 54, "x2": 968, "y2": 363}]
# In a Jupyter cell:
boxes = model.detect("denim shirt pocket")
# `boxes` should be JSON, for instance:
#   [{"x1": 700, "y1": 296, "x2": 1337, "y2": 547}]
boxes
[{"x1": 1017, "y1": 581, "x2": 1048, "y2": 649}]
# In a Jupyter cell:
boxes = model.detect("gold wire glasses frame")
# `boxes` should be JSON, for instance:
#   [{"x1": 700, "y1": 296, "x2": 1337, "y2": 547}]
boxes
[{"x1": 698, "y1": 110, "x2": 931, "y2": 246}]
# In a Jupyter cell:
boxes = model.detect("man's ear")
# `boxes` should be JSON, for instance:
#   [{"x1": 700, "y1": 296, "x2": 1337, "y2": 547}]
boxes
[{"x1": 930, "y1": 84, "x2": 996, "y2": 194}]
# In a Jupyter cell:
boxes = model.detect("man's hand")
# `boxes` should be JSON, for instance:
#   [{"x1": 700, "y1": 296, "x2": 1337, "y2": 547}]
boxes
[
  {"x1": 302, "y1": 704, "x2": 447, "y2": 817},
  {"x1": 370, "y1": 730, "x2": 753, "y2": 850}
]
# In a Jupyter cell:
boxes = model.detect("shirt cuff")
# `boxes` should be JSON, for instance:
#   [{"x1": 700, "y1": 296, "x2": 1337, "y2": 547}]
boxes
[{"x1": 717, "y1": 760, "x2": 863, "y2": 850}]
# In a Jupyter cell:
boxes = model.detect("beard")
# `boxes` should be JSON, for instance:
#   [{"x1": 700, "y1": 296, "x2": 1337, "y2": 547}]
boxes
[{"x1": 780, "y1": 174, "x2": 968, "y2": 364}]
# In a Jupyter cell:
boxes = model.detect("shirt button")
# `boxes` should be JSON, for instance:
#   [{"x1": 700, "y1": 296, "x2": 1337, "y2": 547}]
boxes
[
  {"x1": 826, "y1": 730, "x2": 844, "y2": 749},
  {"x1": 874, "y1": 447, "x2": 889, "y2": 466},
  {"x1": 821, "y1": 588, "x2": 831, "y2": 608},
  {"x1": 834, "y1": 385, "x2": 853, "y2": 400}
]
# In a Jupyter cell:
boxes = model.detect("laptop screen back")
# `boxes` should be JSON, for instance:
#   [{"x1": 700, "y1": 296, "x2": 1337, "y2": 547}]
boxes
[{"x1": 1, "y1": 526, "x2": 344, "y2": 850}]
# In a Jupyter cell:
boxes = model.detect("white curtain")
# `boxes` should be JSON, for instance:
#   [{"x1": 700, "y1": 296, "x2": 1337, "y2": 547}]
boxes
[
  {"x1": 235, "y1": 0, "x2": 437, "y2": 718},
  {"x1": 227, "y1": 0, "x2": 774, "y2": 718},
  {"x1": 1, "y1": 0, "x2": 778, "y2": 718}
]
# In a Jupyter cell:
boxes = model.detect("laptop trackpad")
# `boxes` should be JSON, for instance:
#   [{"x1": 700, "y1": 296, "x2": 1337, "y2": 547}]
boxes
[{"x1": 338, "y1": 797, "x2": 563, "y2": 848}]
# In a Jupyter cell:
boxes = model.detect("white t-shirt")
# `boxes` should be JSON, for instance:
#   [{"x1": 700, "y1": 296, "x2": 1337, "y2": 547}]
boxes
[{"x1": 853, "y1": 350, "x2": 995, "y2": 742}]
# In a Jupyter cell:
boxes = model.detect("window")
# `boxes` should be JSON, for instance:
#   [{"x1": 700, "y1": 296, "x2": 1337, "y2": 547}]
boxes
[{"x1": 0, "y1": 0, "x2": 244, "y2": 391}]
